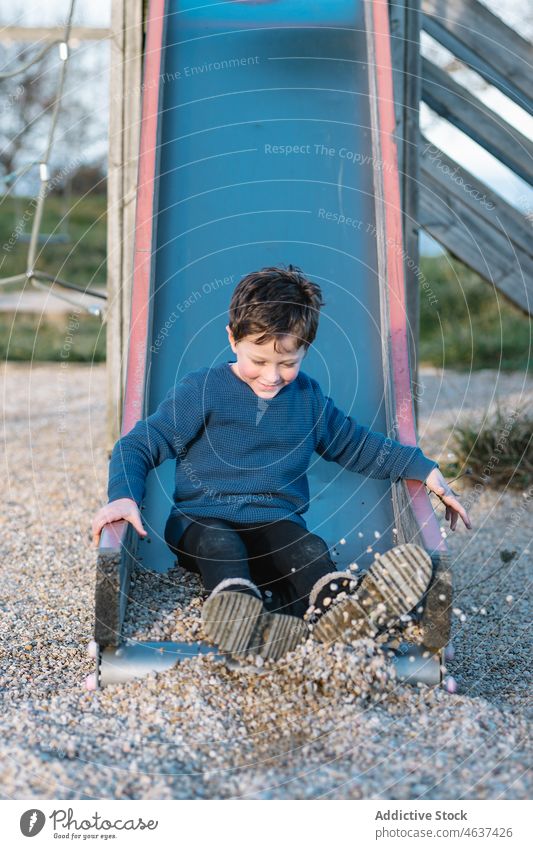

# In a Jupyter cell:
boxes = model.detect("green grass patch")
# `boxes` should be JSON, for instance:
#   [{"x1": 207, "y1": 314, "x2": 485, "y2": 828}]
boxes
[
  {"x1": 0, "y1": 192, "x2": 107, "y2": 361},
  {"x1": 1, "y1": 195, "x2": 531, "y2": 370},
  {"x1": 0, "y1": 311, "x2": 105, "y2": 362},
  {"x1": 0, "y1": 192, "x2": 106, "y2": 289},
  {"x1": 419, "y1": 254, "x2": 532, "y2": 372}
]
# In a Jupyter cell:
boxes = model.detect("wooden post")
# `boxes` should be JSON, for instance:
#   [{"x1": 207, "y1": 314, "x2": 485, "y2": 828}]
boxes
[
  {"x1": 389, "y1": 1, "x2": 422, "y2": 431},
  {"x1": 106, "y1": 0, "x2": 144, "y2": 452}
]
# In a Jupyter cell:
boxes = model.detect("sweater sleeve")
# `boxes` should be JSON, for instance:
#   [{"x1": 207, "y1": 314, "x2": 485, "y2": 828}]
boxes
[
  {"x1": 311, "y1": 380, "x2": 438, "y2": 483},
  {"x1": 107, "y1": 376, "x2": 204, "y2": 506}
]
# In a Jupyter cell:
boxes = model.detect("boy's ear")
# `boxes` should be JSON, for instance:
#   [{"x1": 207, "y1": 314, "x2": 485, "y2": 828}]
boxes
[{"x1": 226, "y1": 324, "x2": 236, "y2": 351}]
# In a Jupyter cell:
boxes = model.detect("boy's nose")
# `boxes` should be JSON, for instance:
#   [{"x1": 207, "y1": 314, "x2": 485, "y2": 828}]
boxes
[{"x1": 263, "y1": 370, "x2": 280, "y2": 384}]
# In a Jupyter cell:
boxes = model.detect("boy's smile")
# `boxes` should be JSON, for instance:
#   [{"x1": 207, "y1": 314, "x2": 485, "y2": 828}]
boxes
[{"x1": 226, "y1": 325, "x2": 306, "y2": 399}]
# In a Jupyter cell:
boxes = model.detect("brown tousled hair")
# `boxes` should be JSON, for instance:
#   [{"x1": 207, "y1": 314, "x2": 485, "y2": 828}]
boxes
[{"x1": 228, "y1": 264, "x2": 325, "y2": 352}]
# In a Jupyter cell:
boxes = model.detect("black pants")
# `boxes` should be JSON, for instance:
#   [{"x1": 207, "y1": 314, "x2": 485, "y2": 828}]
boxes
[{"x1": 164, "y1": 516, "x2": 338, "y2": 618}]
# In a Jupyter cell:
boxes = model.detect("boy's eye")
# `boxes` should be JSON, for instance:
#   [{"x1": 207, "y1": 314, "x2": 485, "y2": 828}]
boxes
[{"x1": 251, "y1": 359, "x2": 296, "y2": 367}]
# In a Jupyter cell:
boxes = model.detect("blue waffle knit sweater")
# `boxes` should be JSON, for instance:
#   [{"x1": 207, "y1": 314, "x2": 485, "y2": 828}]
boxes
[{"x1": 107, "y1": 361, "x2": 438, "y2": 542}]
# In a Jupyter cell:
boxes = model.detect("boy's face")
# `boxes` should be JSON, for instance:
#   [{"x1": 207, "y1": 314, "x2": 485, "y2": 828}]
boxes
[{"x1": 226, "y1": 325, "x2": 306, "y2": 399}]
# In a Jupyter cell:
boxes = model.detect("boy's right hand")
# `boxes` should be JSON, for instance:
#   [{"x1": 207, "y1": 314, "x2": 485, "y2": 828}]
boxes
[{"x1": 91, "y1": 498, "x2": 148, "y2": 548}]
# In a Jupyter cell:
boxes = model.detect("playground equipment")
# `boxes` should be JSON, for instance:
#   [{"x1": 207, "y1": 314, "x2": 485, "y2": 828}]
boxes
[
  {"x1": 0, "y1": 0, "x2": 107, "y2": 315},
  {"x1": 91, "y1": 0, "x2": 460, "y2": 691}
]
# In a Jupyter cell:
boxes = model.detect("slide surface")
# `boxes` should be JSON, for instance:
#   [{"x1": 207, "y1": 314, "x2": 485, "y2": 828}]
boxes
[{"x1": 121, "y1": 0, "x2": 445, "y2": 581}]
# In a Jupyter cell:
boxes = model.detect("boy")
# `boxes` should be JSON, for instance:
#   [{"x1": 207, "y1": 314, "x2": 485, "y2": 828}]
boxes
[{"x1": 92, "y1": 266, "x2": 471, "y2": 660}]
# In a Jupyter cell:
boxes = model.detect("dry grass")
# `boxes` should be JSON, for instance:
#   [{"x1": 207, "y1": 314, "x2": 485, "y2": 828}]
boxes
[{"x1": 445, "y1": 402, "x2": 533, "y2": 489}]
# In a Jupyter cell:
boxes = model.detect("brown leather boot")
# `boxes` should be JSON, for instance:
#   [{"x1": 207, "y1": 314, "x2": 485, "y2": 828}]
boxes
[{"x1": 306, "y1": 544, "x2": 433, "y2": 644}]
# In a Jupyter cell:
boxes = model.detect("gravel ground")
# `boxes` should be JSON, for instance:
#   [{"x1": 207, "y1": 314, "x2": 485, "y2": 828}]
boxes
[{"x1": 0, "y1": 362, "x2": 531, "y2": 800}]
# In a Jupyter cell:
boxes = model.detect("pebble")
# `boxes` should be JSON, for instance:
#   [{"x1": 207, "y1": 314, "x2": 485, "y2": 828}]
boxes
[{"x1": 0, "y1": 363, "x2": 530, "y2": 801}]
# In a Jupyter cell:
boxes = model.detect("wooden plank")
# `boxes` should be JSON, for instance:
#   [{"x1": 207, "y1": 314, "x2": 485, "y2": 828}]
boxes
[
  {"x1": 389, "y1": 0, "x2": 407, "y2": 141},
  {"x1": 106, "y1": 0, "x2": 144, "y2": 451},
  {"x1": 420, "y1": 139, "x2": 533, "y2": 315},
  {"x1": 422, "y1": 0, "x2": 533, "y2": 114},
  {"x1": 106, "y1": 0, "x2": 127, "y2": 453},
  {"x1": 121, "y1": 1, "x2": 144, "y2": 420},
  {"x1": 422, "y1": 57, "x2": 533, "y2": 185},
  {"x1": 0, "y1": 26, "x2": 110, "y2": 42},
  {"x1": 421, "y1": 137, "x2": 533, "y2": 259},
  {"x1": 121, "y1": 0, "x2": 166, "y2": 433},
  {"x1": 389, "y1": 1, "x2": 422, "y2": 429},
  {"x1": 402, "y1": 2, "x2": 422, "y2": 429}
]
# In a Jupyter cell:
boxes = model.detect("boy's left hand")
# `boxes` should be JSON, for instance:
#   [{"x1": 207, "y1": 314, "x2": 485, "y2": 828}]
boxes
[{"x1": 424, "y1": 468, "x2": 472, "y2": 531}]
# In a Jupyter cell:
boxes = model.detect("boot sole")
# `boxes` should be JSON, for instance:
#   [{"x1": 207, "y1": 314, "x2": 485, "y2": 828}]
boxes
[
  {"x1": 312, "y1": 543, "x2": 433, "y2": 644},
  {"x1": 202, "y1": 591, "x2": 307, "y2": 661}
]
